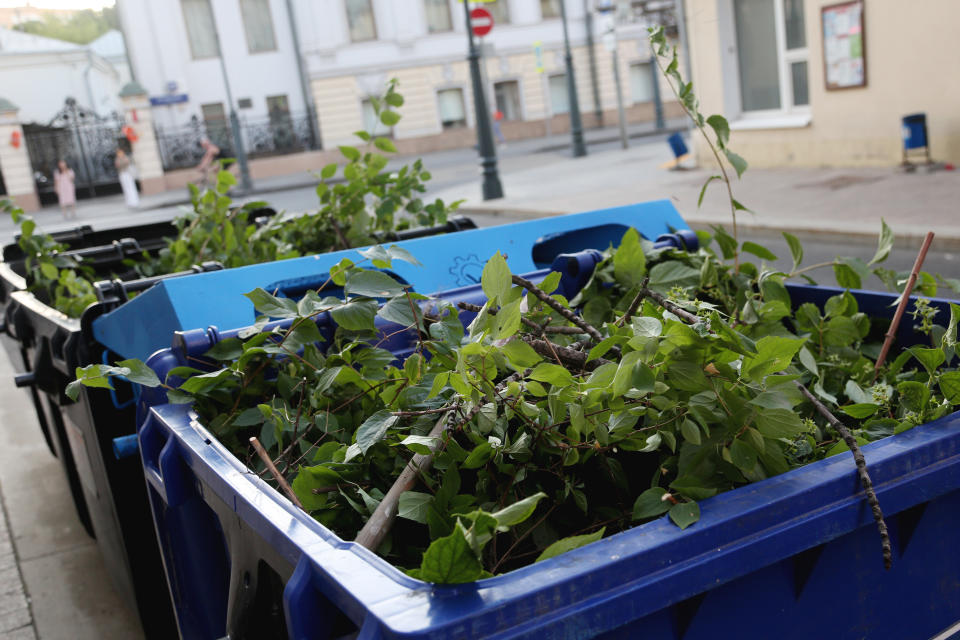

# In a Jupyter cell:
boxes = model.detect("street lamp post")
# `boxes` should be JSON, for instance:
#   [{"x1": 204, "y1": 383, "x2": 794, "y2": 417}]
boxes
[
  {"x1": 559, "y1": 0, "x2": 587, "y2": 157},
  {"x1": 211, "y1": 13, "x2": 252, "y2": 192},
  {"x1": 463, "y1": 2, "x2": 503, "y2": 200}
]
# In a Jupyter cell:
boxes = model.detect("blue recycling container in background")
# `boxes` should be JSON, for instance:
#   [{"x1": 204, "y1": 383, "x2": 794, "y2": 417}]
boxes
[
  {"x1": 902, "y1": 113, "x2": 928, "y2": 150},
  {"x1": 132, "y1": 202, "x2": 960, "y2": 639},
  {"x1": 667, "y1": 131, "x2": 689, "y2": 159}
]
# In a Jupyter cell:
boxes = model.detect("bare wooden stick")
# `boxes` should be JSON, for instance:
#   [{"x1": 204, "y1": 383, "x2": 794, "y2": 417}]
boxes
[
  {"x1": 355, "y1": 412, "x2": 452, "y2": 550},
  {"x1": 873, "y1": 231, "x2": 935, "y2": 380},
  {"x1": 511, "y1": 274, "x2": 604, "y2": 343},
  {"x1": 522, "y1": 336, "x2": 610, "y2": 371},
  {"x1": 250, "y1": 437, "x2": 304, "y2": 510},
  {"x1": 355, "y1": 369, "x2": 529, "y2": 551},
  {"x1": 793, "y1": 381, "x2": 892, "y2": 570}
]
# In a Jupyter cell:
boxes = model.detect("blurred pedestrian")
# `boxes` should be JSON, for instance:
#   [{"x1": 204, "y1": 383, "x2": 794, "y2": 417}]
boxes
[
  {"x1": 53, "y1": 160, "x2": 76, "y2": 219},
  {"x1": 197, "y1": 138, "x2": 220, "y2": 187},
  {"x1": 492, "y1": 109, "x2": 506, "y2": 146},
  {"x1": 114, "y1": 148, "x2": 140, "y2": 208}
]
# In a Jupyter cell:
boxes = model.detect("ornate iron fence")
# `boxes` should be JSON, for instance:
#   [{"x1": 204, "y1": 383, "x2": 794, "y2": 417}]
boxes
[
  {"x1": 23, "y1": 98, "x2": 126, "y2": 201},
  {"x1": 155, "y1": 111, "x2": 318, "y2": 172}
]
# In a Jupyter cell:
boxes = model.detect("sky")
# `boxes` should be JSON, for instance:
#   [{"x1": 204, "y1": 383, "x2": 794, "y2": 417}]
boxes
[{"x1": 0, "y1": 1, "x2": 114, "y2": 9}]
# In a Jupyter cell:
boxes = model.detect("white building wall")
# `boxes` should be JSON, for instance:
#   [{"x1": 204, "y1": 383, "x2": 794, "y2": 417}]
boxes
[
  {"x1": 0, "y1": 51, "x2": 123, "y2": 123},
  {"x1": 119, "y1": 0, "x2": 308, "y2": 129}
]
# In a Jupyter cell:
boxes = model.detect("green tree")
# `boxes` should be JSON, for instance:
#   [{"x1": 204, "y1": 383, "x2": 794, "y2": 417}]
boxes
[{"x1": 15, "y1": 8, "x2": 119, "y2": 45}]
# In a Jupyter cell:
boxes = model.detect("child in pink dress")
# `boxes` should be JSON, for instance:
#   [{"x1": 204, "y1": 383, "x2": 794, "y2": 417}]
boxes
[{"x1": 54, "y1": 160, "x2": 76, "y2": 219}]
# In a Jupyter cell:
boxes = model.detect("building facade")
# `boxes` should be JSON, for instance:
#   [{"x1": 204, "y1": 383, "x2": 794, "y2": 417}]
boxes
[
  {"x1": 117, "y1": 0, "x2": 680, "y2": 158},
  {"x1": 0, "y1": 27, "x2": 124, "y2": 123},
  {"x1": 684, "y1": 0, "x2": 960, "y2": 167}
]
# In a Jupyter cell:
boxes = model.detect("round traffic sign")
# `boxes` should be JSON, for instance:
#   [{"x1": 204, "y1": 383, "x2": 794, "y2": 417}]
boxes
[{"x1": 471, "y1": 7, "x2": 494, "y2": 37}]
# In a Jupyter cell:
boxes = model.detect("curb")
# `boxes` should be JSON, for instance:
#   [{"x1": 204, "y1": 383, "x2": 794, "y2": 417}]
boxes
[
  {"x1": 455, "y1": 206, "x2": 960, "y2": 250},
  {"x1": 534, "y1": 126, "x2": 686, "y2": 154}
]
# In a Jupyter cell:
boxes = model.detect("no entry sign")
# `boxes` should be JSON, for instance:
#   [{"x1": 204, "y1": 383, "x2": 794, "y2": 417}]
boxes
[{"x1": 471, "y1": 7, "x2": 493, "y2": 37}]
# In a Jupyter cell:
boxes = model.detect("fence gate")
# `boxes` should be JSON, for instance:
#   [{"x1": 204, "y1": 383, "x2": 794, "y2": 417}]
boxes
[{"x1": 24, "y1": 97, "x2": 126, "y2": 203}]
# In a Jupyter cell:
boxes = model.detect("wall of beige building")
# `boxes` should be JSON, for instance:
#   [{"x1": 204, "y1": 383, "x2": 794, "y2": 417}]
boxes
[
  {"x1": 686, "y1": 0, "x2": 960, "y2": 168},
  {"x1": 310, "y1": 39, "x2": 683, "y2": 153}
]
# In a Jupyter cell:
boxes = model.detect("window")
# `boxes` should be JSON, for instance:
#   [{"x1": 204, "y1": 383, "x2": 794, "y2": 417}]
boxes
[
  {"x1": 362, "y1": 98, "x2": 393, "y2": 136},
  {"x1": 240, "y1": 0, "x2": 277, "y2": 53},
  {"x1": 540, "y1": 0, "x2": 561, "y2": 19},
  {"x1": 493, "y1": 80, "x2": 521, "y2": 121},
  {"x1": 267, "y1": 95, "x2": 290, "y2": 117},
  {"x1": 425, "y1": 0, "x2": 452, "y2": 33},
  {"x1": 487, "y1": 0, "x2": 509, "y2": 25},
  {"x1": 346, "y1": 0, "x2": 377, "y2": 42},
  {"x1": 437, "y1": 89, "x2": 466, "y2": 129},
  {"x1": 629, "y1": 62, "x2": 654, "y2": 103},
  {"x1": 181, "y1": 0, "x2": 219, "y2": 59},
  {"x1": 548, "y1": 74, "x2": 569, "y2": 114},
  {"x1": 733, "y1": 0, "x2": 808, "y2": 113}
]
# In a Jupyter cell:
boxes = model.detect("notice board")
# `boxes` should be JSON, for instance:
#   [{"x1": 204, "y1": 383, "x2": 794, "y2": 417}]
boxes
[{"x1": 822, "y1": 1, "x2": 866, "y2": 90}]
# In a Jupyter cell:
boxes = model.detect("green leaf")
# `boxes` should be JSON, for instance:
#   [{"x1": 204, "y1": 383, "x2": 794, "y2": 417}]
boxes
[
  {"x1": 417, "y1": 523, "x2": 483, "y2": 584},
  {"x1": 833, "y1": 262, "x2": 861, "y2": 290},
  {"x1": 386, "y1": 244, "x2": 421, "y2": 266},
  {"x1": 384, "y1": 91, "x2": 404, "y2": 107},
  {"x1": 244, "y1": 288, "x2": 299, "y2": 318},
  {"x1": 535, "y1": 528, "x2": 605, "y2": 563},
  {"x1": 529, "y1": 363, "x2": 575, "y2": 387},
  {"x1": 823, "y1": 316, "x2": 860, "y2": 347},
  {"x1": 501, "y1": 339, "x2": 543, "y2": 368},
  {"x1": 938, "y1": 371, "x2": 960, "y2": 404},
  {"x1": 373, "y1": 137, "x2": 397, "y2": 153},
  {"x1": 398, "y1": 435, "x2": 437, "y2": 455},
  {"x1": 648, "y1": 261, "x2": 700, "y2": 290},
  {"x1": 205, "y1": 338, "x2": 244, "y2": 360},
  {"x1": 668, "y1": 501, "x2": 700, "y2": 529},
  {"x1": 632, "y1": 487, "x2": 671, "y2": 520},
  {"x1": 680, "y1": 418, "x2": 702, "y2": 445},
  {"x1": 377, "y1": 296, "x2": 421, "y2": 328},
  {"x1": 724, "y1": 149, "x2": 748, "y2": 178},
  {"x1": 339, "y1": 145, "x2": 360, "y2": 161},
  {"x1": 755, "y1": 408, "x2": 807, "y2": 438},
  {"x1": 330, "y1": 299, "x2": 378, "y2": 331},
  {"x1": 493, "y1": 298, "x2": 522, "y2": 340},
  {"x1": 480, "y1": 252, "x2": 511, "y2": 302},
  {"x1": 380, "y1": 110, "x2": 401, "y2": 126},
  {"x1": 908, "y1": 346, "x2": 945, "y2": 375},
  {"x1": 868, "y1": 218, "x2": 894, "y2": 265},
  {"x1": 729, "y1": 438, "x2": 757, "y2": 473},
  {"x1": 462, "y1": 442, "x2": 494, "y2": 469},
  {"x1": 783, "y1": 232, "x2": 804, "y2": 272},
  {"x1": 355, "y1": 410, "x2": 398, "y2": 454},
  {"x1": 344, "y1": 270, "x2": 406, "y2": 298},
  {"x1": 697, "y1": 175, "x2": 721, "y2": 207},
  {"x1": 798, "y1": 346, "x2": 818, "y2": 377},
  {"x1": 613, "y1": 227, "x2": 646, "y2": 287},
  {"x1": 398, "y1": 491, "x2": 434, "y2": 523},
  {"x1": 706, "y1": 114, "x2": 730, "y2": 147},
  {"x1": 743, "y1": 336, "x2": 805, "y2": 380},
  {"x1": 741, "y1": 241, "x2": 777, "y2": 261},
  {"x1": 320, "y1": 163, "x2": 337, "y2": 179},
  {"x1": 489, "y1": 492, "x2": 546, "y2": 528},
  {"x1": 116, "y1": 359, "x2": 161, "y2": 387},
  {"x1": 841, "y1": 403, "x2": 880, "y2": 419},
  {"x1": 897, "y1": 381, "x2": 930, "y2": 413},
  {"x1": 712, "y1": 226, "x2": 738, "y2": 260},
  {"x1": 632, "y1": 316, "x2": 663, "y2": 338}
]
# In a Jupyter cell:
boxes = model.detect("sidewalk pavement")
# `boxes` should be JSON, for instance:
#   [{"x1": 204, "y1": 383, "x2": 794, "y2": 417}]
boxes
[
  {"x1": 15, "y1": 117, "x2": 688, "y2": 230},
  {"x1": 434, "y1": 141, "x2": 960, "y2": 248}
]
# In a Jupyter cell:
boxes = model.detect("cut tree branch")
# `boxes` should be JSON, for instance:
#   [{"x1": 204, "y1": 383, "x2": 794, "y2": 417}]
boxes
[
  {"x1": 457, "y1": 301, "x2": 584, "y2": 335},
  {"x1": 618, "y1": 278, "x2": 700, "y2": 327},
  {"x1": 873, "y1": 231, "x2": 935, "y2": 380},
  {"x1": 522, "y1": 336, "x2": 610, "y2": 371},
  {"x1": 793, "y1": 381, "x2": 892, "y2": 570},
  {"x1": 355, "y1": 369, "x2": 529, "y2": 551},
  {"x1": 251, "y1": 437, "x2": 303, "y2": 510},
  {"x1": 511, "y1": 274, "x2": 604, "y2": 343}
]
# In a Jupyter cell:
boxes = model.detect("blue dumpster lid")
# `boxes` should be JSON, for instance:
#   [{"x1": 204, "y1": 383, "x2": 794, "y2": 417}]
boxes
[{"x1": 93, "y1": 200, "x2": 688, "y2": 360}]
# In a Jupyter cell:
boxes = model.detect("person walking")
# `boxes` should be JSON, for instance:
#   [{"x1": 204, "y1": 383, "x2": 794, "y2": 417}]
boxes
[
  {"x1": 115, "y1": 148, "x2": 139, "y2": 208},
  {"x1": 196, "y1": 138, "x2": 221, "y2": 188},
  {"x1": 53, "y1": 160, "x2": 77, "y2": 219}
]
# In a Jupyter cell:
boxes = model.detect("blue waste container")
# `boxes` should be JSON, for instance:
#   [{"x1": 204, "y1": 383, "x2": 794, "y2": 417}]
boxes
[
  {"x1": 902, "y1": 113, "x2": 928, "y2": 150},
  {"x1": 132, "y1": 205, "x2": 960, "y2": 639}
]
